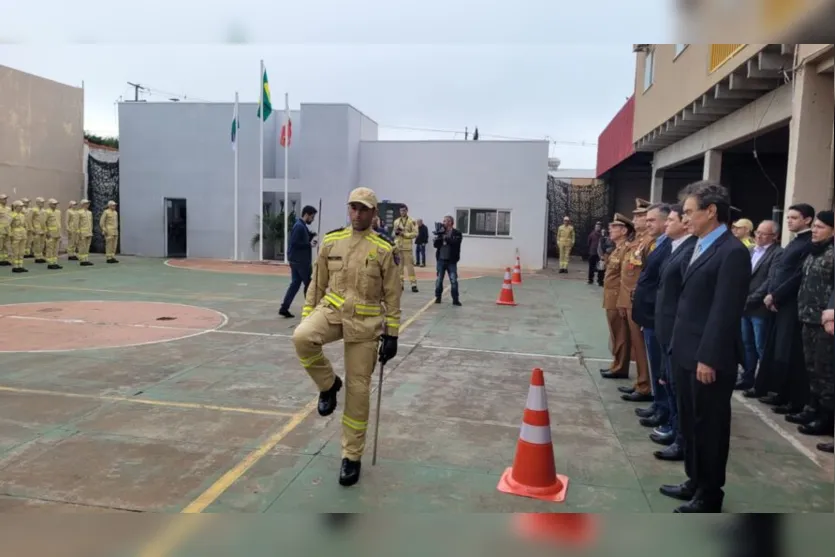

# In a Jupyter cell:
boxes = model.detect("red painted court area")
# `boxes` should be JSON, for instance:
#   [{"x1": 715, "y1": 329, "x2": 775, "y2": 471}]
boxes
[{"x1": 0, "y1": 301, "x2": 226, "y2": 352}]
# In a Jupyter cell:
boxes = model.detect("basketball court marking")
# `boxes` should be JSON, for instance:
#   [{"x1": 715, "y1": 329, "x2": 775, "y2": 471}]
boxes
[{"x1": 0, "y1": 282, "x2": 278, "y2": 304}]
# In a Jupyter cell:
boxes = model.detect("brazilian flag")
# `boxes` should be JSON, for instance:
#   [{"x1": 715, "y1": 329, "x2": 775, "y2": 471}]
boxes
[{"x1": 257, "y1": 68, "x2": 272, "y2": 122}]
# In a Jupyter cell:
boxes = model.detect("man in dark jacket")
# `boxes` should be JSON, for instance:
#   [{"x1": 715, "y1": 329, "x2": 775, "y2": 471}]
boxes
[
  {"x1": 433, "y1": 215, "x2": 463, "y2": 306},
  {"x1": 279, "y1": 205, "x2": 317, "y2": 318},
  {"x1": 415, "y1": 219, "x2": 429, "y2": 267},
  {"x1": 587, "y1": 222, "x2": 604, "y2": 285}
]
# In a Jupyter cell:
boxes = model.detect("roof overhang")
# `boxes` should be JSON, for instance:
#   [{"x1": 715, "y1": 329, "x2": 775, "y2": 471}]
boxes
[{"x1": 635, "y1": 44, "x2": 795, "y2": 153}]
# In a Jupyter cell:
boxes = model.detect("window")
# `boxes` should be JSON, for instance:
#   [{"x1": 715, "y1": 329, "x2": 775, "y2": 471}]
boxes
[
  {"x1": 643, "y1": 49, "x2": 655, "y2": 91},
  {"x1": 455, "y1": 208, "x2": 511, "y2": 237},
  {"x1": 674, "y1": 43, "x2": 688, "y2": 58}
]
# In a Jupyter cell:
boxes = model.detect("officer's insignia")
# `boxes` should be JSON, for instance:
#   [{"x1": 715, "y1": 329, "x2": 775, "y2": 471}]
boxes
[{"x1": 367, "y1": 250, "x2": 377, "y2": 261}]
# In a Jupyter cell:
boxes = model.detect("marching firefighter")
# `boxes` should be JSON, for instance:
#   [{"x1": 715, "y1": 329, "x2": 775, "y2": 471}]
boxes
[
  {"x1": 393, "y1": 204, "x2": 419, "y2": 292},
  {"x1": 100, "y1": 200, "x2": 119, "y2": 263},
  {"x1": 44, "y1": 199, "x2": 63, "y2": 270},
  {"x1": 0, "y1": 194, "x2": 10, "y2": 267},
  {"x1": 66, "y1": 200, "x2": 79, "y2": 260},
  {"x1": 9, "y1": 201, "x2": 28, "y2": 273},
  {"x1": 77, "y1": 199, "x2": 94, "y2": 266},
  {"x1": 292, "y1": 186, "x2": 402, "y2": 487}
]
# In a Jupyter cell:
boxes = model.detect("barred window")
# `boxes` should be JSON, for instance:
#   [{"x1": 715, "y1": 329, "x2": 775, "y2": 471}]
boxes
[{"x1": 455, "y1": 208, "x2": 511, "y2": 237}]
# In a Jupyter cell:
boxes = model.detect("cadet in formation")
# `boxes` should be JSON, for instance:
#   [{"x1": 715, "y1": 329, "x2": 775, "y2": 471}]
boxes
[
  {"x1": 292, "y1": 186, "x2": 402, "y2": 487},
  {"x1": 8, "y1": 201, "x2": 28, "y2": 273},
  {"x1": 392, "y1": 204, "x2": 419, "y2": 292},
  {"x1": 43, "y1": 198, "x2": 63, "y2": 270},
  {"x1": 26, "y1": 197, "x2": 46, "y2": 263},
  {"x1": 76, "y1": 199, "x2": 94, "y2": 266},
  {"x1": 66, "y1": 200, "x2": 79, "y2": 261},
  {"x1": 0, "y1": 194, "x2": 10, "y2": 267},
  {"x1": 100, "y1": 200, "x2": 120, "y2": 263}
]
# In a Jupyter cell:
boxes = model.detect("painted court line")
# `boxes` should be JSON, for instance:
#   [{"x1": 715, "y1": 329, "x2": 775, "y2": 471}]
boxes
[
  {"x1": 0, "y1": 282, "x2": 277, "y2": 303},
  {"x1": 0, "y1": 385, "x2": 296, "y2": 418}
]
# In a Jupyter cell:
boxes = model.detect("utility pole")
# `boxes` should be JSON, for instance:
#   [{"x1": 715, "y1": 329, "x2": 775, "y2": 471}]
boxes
[{"x1": 126, "y1": 82, "x2": 146, "y2": 102}]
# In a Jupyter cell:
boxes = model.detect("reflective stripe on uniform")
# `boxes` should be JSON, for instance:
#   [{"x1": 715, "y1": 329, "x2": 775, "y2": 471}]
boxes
[
  {"x1": 342, "y1": 415, "x2": 368, "y2": 431},
  {"x1": 301, "y1": 305, "x2": 314, "y2": 317},
  {"x1": 323, "y1": 229, "x2": 351, "y2": 244},
  {"x1": 366, "y1": 235, "x2": 392, "y2": 252},
  {"x1": 519, "y1": 423, "x2": 552, "y2": 445},
  {"x1": 324, "y1": 292, "x2": 345, "y2": 309},
  {"x1": 355, "y1": 303, "x2": 381, "y2": 316},
  {"x1": 385, "y1": 316, "x2": 399, "y2": 329},
  {"x1": 525, "y1": 385, "x2": 548, "y2": 412},
  {"x1": 299, "y1": 352, "x2": 325, "y2": 368}
]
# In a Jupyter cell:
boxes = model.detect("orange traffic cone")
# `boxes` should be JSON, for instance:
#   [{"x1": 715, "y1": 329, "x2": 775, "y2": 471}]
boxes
[
  {"x1": 514, "y1": 513, "x2": 596, "y2": 547},
  {"x1": 511, "y1": 255, "x2": 523, "y2": 285},
  {"x1": 497, "y1": 368, "x2": 568, "y2": 502},
  {"x1": 496, "y1": 267, "x2": 517, "y2": 306}
]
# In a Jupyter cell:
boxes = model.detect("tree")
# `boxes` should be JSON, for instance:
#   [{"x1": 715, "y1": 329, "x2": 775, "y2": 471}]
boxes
[{"x1": 84, "y1": 132, "x2": 119, "y2": 149}]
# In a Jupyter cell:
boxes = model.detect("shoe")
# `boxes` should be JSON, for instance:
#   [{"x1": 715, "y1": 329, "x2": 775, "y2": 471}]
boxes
[
  {"x1": 759, "y1": 394, "x2": 784, "y2": 406},
  {"x1": 80, "y1": 261, "x2": 94, "y2": 266},
  {"x1": 278, "y1": 308, "x2": 294, "y2": 318},
  {"x1": 650, "y1": 430, "x2": 675, "y2": 446},
  {"x1": 411, "y1": 285, "x2": 418, "y2": 293},
  {"x1": 47, "y1": 264, "x2": 62, "y2": 270},
  {"x1": 635, "y1": 406, "x2": 655, "y2": 418},
  {"x1": 338, "y1": 457, "x2": 361, "y2": 486},
  {"x1": 654, "y1": 443, "x2": 684, "y2": 461},
  {"x1": 67, "y1": 256, "x2": 78, "y2": 261},
  {"x1": 659, "y1": 481, "x2": 696, "y2": 501},
  {"x1": 742, "y1": 388, "x2": 764, "y2": 399},
  {"x1": 452, "y1": 300, "x2": 462, "y2": 306},
  {"x1": 621, "y1": 391, "x2": 653, "y2": 403},
  {"x1": 434, "y1": 297, "x2": 441, "y2": 304},
  {"x1": 772, "y1": 404, "x2": 802, "y2": 415},
  {"x1": 601, "y1": 371, "x2": 628, "y2": 379},
  {"x1": 639, "y1": 414, "x2": 666, "y2": 428},
  {"x1": 35, "y1": 258, "x2": 45, "y2": 263},
  {"x1": 816, "y1": 442, "x2": 834, "y2": 453},
  {"x1": 317, "y1": 376, "x2": 343, "y2": 416},
  {"x1": 617, "y1": 386, "x2": 635, "y2": 394},
  {"x1": 0, "y1": 261, "x2": 10, "y2": 267},
  {"x1": 785, "y1": 409, "x2": 817, "y2": 425},
  {"x1": 798, "y1": 419, "x2": 835, "y2": 436},
  {"x1": 674, "y1": 497, "x2": 722, "y2": 513}
]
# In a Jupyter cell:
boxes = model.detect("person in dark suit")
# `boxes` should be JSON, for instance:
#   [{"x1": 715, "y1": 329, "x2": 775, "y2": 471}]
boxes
[
  {"x1": 753, "y1": 204, "x2": 815, "y2": 413},
  {"x1": 659, "y1": 180, "x2": 752, "y2": 513},
  {"x1": 631, "y1": 203, "x2": 673, "y2": 429},
  {"x1": 649, "y1": 204, "x2": 696, "y2": 461},
  {"x1": 279, "y1": 205, "x2": 318, "y2": 318},
  {"x1": 736, "y1": 220, "x2": 782, "y2": 390}
]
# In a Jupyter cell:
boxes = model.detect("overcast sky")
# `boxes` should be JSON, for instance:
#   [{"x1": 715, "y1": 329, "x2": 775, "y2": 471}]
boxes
[{"x1": 1, "y1": 0, "x2": 674, "y2": 169}]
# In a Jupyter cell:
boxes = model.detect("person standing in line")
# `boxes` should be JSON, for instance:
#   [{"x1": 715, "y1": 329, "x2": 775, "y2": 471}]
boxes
[
  {"x1": 66, "y1": 200, "x2": 79, "y2": 261},
  {"x1": 586, "y1": 221, "x2": 604, "y2": 285},
  {"x1": 8, "y1": 200, "x2": 28, "y2": 273},
  {"x1": 99, "y1": 200, "x2": 120, "y2": 264},
  {"x1": 393, "y1": 205, "x2": 419, "y2": 292},
  {"x1": 556, "y1": 216, "x2": 575, "y2": 273},
  {"x1": 0, "y1": 194, "x2": 10, "y2": 267},
  {"x1": 414, "y1": 218, "x2": 428, "y2": 268},
  {"x1": 279, "y1": 205, "x2": 318, "y2": 319},
  {"x1": 76, "y1": 199, "x2": 94, "y2": 266},
  {"x1": 43, "y1": 199, "x2": 63, "y2": 270},
  {"x1": 433, "y1": 215, "x2": 463, "y2": 306},
  {"x1": 660, "y1": 180, "x2": 751, "y2": 513},
  {"x1": 819, "y1": 292, "x2": 834, "y2": 453},
  {"x1": 599, "y1": 214, "x2": 634, "y2": 380}
]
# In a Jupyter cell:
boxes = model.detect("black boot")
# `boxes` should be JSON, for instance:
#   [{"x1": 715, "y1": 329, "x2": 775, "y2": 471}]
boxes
[
  {"x1": 785, "y1": 408, "x2": 817, "y2": 425},
  {"x1": 338, "y1": 457, "x2": 361, "y2": 486},
  {"x1": 817, "y1": 442, "x2": 834, "y2": 453},
  {"x1": 411, "y1": 285, "x2": 418, "y2": 293},
  {"x1": 278, "y1": 307, "x2": 294, "y2": 318},
  {"x1": 0, "y1": 261, "x2": 10, "y2": 266},
  {"x1": 798, "y1": 416, "x2": 835, "y2": 436},
  {"x1": 452, "y1": 299, "x2": 462, "y2": 306},
  {"x1": 317, "y1": 375, "x2": 343, "y2": 416}
]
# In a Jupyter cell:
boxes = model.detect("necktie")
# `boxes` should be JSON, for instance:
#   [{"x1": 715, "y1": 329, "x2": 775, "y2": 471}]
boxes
[{"x1": 689, "y1": 242, "x2": 702, "y2": 265}]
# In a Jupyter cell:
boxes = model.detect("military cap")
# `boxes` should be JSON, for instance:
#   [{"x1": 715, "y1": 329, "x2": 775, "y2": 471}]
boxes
[
  {"x1": 347, "y1": 187, "x2": 378, "y2": 209},
  {"x1": 35, "y1": 196, "x2": 45, "y2": 203},
  {"x1": 632, "y1": 198, "x2": 651, "y2": 215},
  {"x1": 817, "y1": 210, "x2": 834, "y2": 228},
  {"x1": 80, "y1": 199, "x2": 90, "y2": 204},
  {"x1": 12, "y1": 200, "x2": 23, "y2": 207},
  {"x1": 0, "y1": 194, "x2": 7, "y2": 200},
  {"x1": 107, "y1": 200, "x2": 117, "y2": 206},
  {"x1": 610, "y1": 212, "x2": 635, "y2": 232},
  {"x1": 21, "y1": 197, "x2": 29, "y2": 203},
  {"x1": 69, "y1": 200, "x2": 77, "y2": 206},
  {"x1": 48, "y1": 198, "x2": 58, "y2": 205}
]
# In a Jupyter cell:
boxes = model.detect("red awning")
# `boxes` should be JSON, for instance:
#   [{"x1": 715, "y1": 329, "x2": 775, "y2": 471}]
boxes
[{"x1": 596, "y1": 95, "x2": 636, "y2": 177}]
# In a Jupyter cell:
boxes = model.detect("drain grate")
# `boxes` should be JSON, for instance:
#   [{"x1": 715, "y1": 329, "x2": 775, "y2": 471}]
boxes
[{"x1": 156, "y1": 316, "x2": 177, "y2": 321}]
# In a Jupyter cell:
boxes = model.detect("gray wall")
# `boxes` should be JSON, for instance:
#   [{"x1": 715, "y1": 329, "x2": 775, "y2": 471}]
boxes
[
  {"x1": 359, "y1": 140, "x2": 550, "y2": 269},
  {"x1": 119, "y1": 101, "x2": 262, "y2": 260},
  {"x1": 0, "y1": 65, "x2": 84, "y2": 205}
]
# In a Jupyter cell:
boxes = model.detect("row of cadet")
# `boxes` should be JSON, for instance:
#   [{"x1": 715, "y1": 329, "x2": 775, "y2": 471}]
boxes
[{"x1": 0, "y1": 196, "x2": 120, "y2": 273}]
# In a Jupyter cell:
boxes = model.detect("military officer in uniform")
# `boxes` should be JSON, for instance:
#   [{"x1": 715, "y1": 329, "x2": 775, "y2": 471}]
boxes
[
  {"x1": 0, "y1": 194, "x2": 11, "y2": 267},
  {"x1": 44, "y1": 199, "x2": 63, "y2": 270},
  {"x1": 556, "y1": 216, "x2": 575, "y2": 273},
  {"x1": 77, "y1": 199, "x2": 94, "y2": 266},
  {"x1": 21, "y1": 198, "x2": 33, "y2": 258},
  {"x1": 633, "y1": 198, "x2": 650, "y2": 240},
  {"x1": 28, "y1": 197, "x2": 46, "y2": 263},
  {"x1": 100, "y1": 200, "x2": 120, "y2": 263},
  {"x1": 601, "y1": 213, "x2": 635, "y2": 379},
  {"x1": 66, "y1": 200, "x2": 79, "y2": 260},
  {"x1": 9, "y1": 201, "x2": 28, "y2": 273},
  {"x1": 292, "y1": 187, "x2": 402, "y2": 487},
  {"x1": 393, "y1": 204, "x2": 419, "y2": 292}
]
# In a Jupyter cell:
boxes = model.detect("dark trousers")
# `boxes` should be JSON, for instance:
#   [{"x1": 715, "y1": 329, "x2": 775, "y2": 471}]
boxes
[
  {"x1": 675, "y1": 364, "x2": 735, "y2": 501},
  {"x1": 660, "y1": 344, "x2": 683, "y2": 445},
  {"x1": 587, "y1": 254, "x2": 604, "y2": 285},
  {"x1": 415, "y1": 244, "x2": 426, "y2": 266},
  {"x1": 435, "y1": 259, "x2": 459, "y2": 301},
  {"x1": 280, "y1": 263, "x2": 312, "y2": 311},
  {"x1": 644, "y1": 328, "x2": 668, "y2": 419}
]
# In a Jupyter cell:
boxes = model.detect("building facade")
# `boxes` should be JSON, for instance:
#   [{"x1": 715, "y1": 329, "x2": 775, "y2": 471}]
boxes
[
  {"x1": 118, "y1": 102, "x2": 549, "y2": 270},
  {"x1": 0, "y1": 65, "x2": 85, "y2": 206}
]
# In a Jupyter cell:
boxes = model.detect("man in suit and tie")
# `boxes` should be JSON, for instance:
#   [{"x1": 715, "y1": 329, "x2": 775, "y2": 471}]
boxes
[
  {"x1": 736, "y1": 220, "x2": 782, "y2": 390},
  {"x1": 659, "y1": 180, "x2": 751, "y2": 513},
  {"x1": 649, "y1": 204, "x2": 696, "y2": 461}
]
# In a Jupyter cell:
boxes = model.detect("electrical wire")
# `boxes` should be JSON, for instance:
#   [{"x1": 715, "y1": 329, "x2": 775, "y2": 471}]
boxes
[{"x1": 378, "y1": 124, "x2": 596, "y2": 146}]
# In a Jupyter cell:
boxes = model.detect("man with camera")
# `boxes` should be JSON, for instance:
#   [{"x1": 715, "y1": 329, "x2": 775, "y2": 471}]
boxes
[{"x1": 433, "y1": 215, "x2": 463, "y2": 306}]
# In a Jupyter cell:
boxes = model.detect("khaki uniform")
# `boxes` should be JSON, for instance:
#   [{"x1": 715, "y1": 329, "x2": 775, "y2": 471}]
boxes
[
  {"x1": 292, "y1": 225, "x2": 402, "y2": 460},
  {"x1": 100, "y1": 206, "x2": 119, "y2": 260},
  {"x1": 77, "y1": 205, "x2": 94, "y2": 263},
  {"x1": 26, "y1": 205, "x2": 45, "y2": 260},
  {"x1": 393, "y1": 215, "x2": 418, "y2": 289},
  {"x1": 0, "y1": 199, "x2": 11, "y2": 265},
  {"x1": 556, "y1": 224, "x2": 575, "y2": 270},
  {"x1": 617, "y1": 236, "x2": 653, "y2": 395},
  {"x1": 10, "y1": 207, "x2": 27, "y2": 269},
  {"x1": 603, "y1": 241, "x2": 631, "y2": 375},
  {"x1": 66, "y1": 206, "x2": 79, "y2": 257},
  {"x1": 44, "y1": 206, "x2": 62, "y2": 266}
]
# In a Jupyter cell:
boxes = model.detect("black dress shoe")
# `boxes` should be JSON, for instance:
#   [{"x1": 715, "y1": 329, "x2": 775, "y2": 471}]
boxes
[
  {"x1": 659, "y1": 481, "x2": 696, "y2": 501},
  {"x1": 654, "y1": 443, "x2": 684, "y2": 461},
  {"x1": 816, "y1": 442, "x2": 834, "y2": 453},
  {"x1": 650, "y1": 430, "x2": 675, "y2": 446},
  {"x1": 600, "y1": 370, "x2": 628, "y2": 379},
  {"x1": 742, "y1": 388, "x2": 764, "y2": 399},
  {"x1": 772, "y1": 404, "x2": 802, "y2": 415},
  {"x1": 674, "y1": 497, "x2": 722, "y2": 513},
  {"x1": 318, "y1": 376, "x2": 343, "y2": 416},
  {"x1": 635, "y1": 406, "x2": 655, "y2": 418},
  {"x1": 640, "y1": 414, "x2": 668, "y2": 428},
  {"x1": 617, "y1": 385, "x2": 635, "y2": 394},
  {"x1": 798, "y1": 419, "x2": 835, "y2": 436},
  {"x1": 785, "y1": 409, "x2": 817, "y2": 425},
  {"x1": 622, "y1": 391, "x2": 653, "y2": 402},
  {"x1": 759, "y1": 394, "x2": 784, "y2": 406},
  {"x1": 734, "y1": 380, "x2": 754, "y2": 391},
  {"x1": 338, "y1": 457, "x2": 362, "y2": 486},
  {"x1": 278, "y1": 308, "x2": 294, "y2": 318}
]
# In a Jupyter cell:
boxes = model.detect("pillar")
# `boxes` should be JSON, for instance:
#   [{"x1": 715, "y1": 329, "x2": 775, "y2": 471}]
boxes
[
  {"x1": 649, "y1": 169, "x2": 665, "y2": 203},
  {"x1": 782, "y1": 62, "x2": 835, "y2": 244},
  {"x1": 703, "y1": 149, "x2": 723, "y2": 181}
]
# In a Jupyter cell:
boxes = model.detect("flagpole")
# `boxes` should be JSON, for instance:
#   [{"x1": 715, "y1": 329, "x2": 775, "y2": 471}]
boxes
[
  {"x1": 233, "y1": 91, "x2": 239, "y2": 261},
  {"x1": 283, "y1": 92, "x2": 290, "y2": 265},
  {"x1": 258, "y1": 59, "x2": 265, "y2": 262}
]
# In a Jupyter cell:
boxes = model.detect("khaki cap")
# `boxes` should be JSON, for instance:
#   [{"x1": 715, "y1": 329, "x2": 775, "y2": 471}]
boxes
[
  {"x1": 347, "y1": 187, "x2": 378, "y2": 209},
  {"x1": 0, "y1": 194, "x2": 7, "y2": 200},
  {"x1": 48, "y1": 198, "x2": 58, "y2": 205},
  {"x1": 35, "y1": 196, "x2": 45, "y2": 203},
  {"x1": 732, "y1": 218, "x2": 753, "y2": 231},
  {"x1": 69, "y1": 200, "x2": 77, "y2": 206},
  {"x1": 633, "y1": 198, "x2": 651, "y2": 215},
  {"x1": 21, "y1": 198, "x2": 29, "y2": 203},
  {"x1": 12, "y1": 200, "x2": 23, "y2": 207},
  {"x1": 80, "y1": 199, "x2": 90, "y2": 204},
  {"x1": 108, "y1": 200, "x2": 117, "y2": 206},
  {"x1": 610, "y1": 212, "x2": 635, "y2": 232}
]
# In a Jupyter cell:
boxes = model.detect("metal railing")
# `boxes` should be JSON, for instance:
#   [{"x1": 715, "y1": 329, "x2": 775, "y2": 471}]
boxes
[{"x1": 709, "y1": 44, "x2": 746, "y2": 72}]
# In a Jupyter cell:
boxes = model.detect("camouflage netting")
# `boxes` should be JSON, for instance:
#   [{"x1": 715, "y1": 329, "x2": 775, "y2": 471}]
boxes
[
  {"x1": 547, "y1": 177, "x2": 613, "y2": 258},
  {"x1": 87, "y1": 156, "x2": 120, "y2": 254}
]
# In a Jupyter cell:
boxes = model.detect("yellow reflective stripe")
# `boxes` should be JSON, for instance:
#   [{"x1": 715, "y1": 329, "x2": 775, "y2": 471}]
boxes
[
  {"x1": 342, "y1": 415, "x2": 368, "y2": 431},
  {"x1": 366, "y1": 235, "x2": 392, "y2": 252},
  {"x1": 299, "y1": 352, "x2": 324, "y2": 368},
  {"x1": 356, "y1": 304, "x2": 381, "y2": 316},
  {"x1": 324, "y1": 292, "x2": 345, "y2": 308},
  {"x1": 323, "y1": 229, "x2": 351, "y2": 244},
  {"x1": 301, "y1": 305, "x2": 313, "y2": 317},
  {"x1": 385, "y1": 316, "x2": 399, "y2": 326}
]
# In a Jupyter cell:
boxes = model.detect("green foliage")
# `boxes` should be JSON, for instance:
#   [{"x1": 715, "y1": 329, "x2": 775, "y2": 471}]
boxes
[
  {"x1": 251, "y1": 210, "x2": 296, "y2": 257},
  {"x1": 84, "y1": 132, "x2": 119, "y2": 149}
]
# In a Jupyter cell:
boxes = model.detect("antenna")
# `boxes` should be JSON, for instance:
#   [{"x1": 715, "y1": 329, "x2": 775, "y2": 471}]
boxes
[{"x1": 126, "y1": 82, "x2": 147, "y2": 102}]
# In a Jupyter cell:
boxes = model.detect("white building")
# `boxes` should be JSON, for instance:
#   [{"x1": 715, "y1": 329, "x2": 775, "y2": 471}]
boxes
[{"x1": 117, "y1": 101, "x2": 550, "y2": 270}]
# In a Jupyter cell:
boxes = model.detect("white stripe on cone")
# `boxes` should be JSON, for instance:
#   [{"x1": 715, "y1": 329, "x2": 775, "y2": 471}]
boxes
[
  {"x1": 520, "y1": 423, "x2": 552, "y2": 444},
  {"x1": 525, "y1": 385, "x2": 548, "y2": 411}
]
